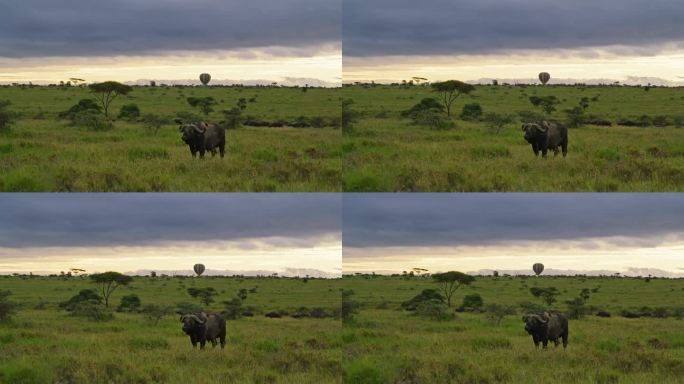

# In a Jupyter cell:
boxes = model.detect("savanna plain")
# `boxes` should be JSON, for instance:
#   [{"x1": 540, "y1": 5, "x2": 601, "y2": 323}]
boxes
[
  {"x1": 342, "y1": 84, "x2": 684, "y2": 191},
  {"x1": 0, "y1": 275, "x2": 342, "y2": 383},
  {"x1": 342, "y1": 275, "x2": 684, "y2": 383},
  {"x1": 0, "y1": 85, "x2": 341, "y2": 192}
]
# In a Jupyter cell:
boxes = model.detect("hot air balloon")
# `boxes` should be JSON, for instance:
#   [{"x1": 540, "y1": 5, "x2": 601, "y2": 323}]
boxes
[
  {"x1": 193, "y1": 263, "x2": 205, "y2": 277},
  {"x1": 538, "y1": 72, "x2": 550, "y2": 85},
  {"x1": 199, "y1": 73, "x2": 211, "y2": 86},
  {"x1": 532, "y1": 263, "x2": 544, "y2": 276}
]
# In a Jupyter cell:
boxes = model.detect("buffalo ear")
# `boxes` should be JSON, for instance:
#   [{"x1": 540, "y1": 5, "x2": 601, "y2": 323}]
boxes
[{"x1": 521, "y1": 124, "x2": 526, "y2": 131}]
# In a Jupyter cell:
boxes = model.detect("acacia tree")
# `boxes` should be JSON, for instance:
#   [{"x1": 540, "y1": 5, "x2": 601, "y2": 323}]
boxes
[
  {"x1": 431, "y1": 80, "x2": 475, "y2": 117},
  {"x1": 90, "y1": 272, "x2": 133, "y2": 307},
  {"x1": 432, "y1": 271, "x2": 475, "y2": 307},
  {"x1": 88, "y1": 81, "x2": 133, "y2": 118}
]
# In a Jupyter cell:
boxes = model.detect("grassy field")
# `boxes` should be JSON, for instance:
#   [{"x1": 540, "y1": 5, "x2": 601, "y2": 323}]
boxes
[
  {"x1": 0, "y1": 276, "x2": 342, "y2": 383},
  {"x1": 0, "y1": 85, "x2": 341, "y2": 191},
  {"x1": 342, "y1": 275, "x2": 684, "y2": 383},
  {"x1": 342, "y1": 84, "x2": 684, "y2": 191}
]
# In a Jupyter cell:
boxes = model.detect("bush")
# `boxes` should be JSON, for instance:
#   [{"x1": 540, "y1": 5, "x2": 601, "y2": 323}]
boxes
[
  {"x1": 413, "y1": 109, "x2": 454, "y2": 130},
  {"x1": 414, "y1": 301, "x2": 453, "y2": 321},
  {"x1": 72, "y1": 110, "x2": 113, "y2": 130},
  {"x1": 140, "y1": 114, "x2": 170, "y2": 135},
  {"x1": 517, "y1": 110, "x2": 545, "y2": 123},
  {"x1": 222, "y1": 298, "x2": 243, "y2": 320},
  {"x1": 142, "y1": 304, "x2": 174, "y2": 325},
  {"x1": 60, "y1": 289, "x2": 103, "y2": 311},
  {"x1": 117, "y1": 294, "x2": 141, "y2": 313},
  {"x1": 118, "y1": 104, "x2": 140, "y2": 121},
  {"x1": 0, "y1": 290, "x2": 15, "y2": 320},
  {"x1": 460, "y1": 103, "x2": 483, "y2": 121},
  {"x1": 401, "y1": 288, "x2": 445, "y2": 311},
  {"x1": 342, "y1": 289, "x2": 360, "y2": 322},
  {"x1": 518, "y1": 301, "x2": 547, "y2": 314},
  {"x1": 483, "y1": 112, "x2": 514, "y2": 134},
  {"x1": 342, "y1": 99, "x2": 360, "y2": 134},
  {"x1": 564, "y1": 106, "x2": 585, "y2": 128},
  {"x1": 70, "y1": 300, "x2": 114, "y2": 321},
  {"x1": 401, "y1": 98, "x2": 444, "y2": 118},
  {"x1": 59, "y1": 99, "x2": 102, "y2": 120},
  {"x1": 175, "y1": 111, "x2": 203, "y2": 124},
  {"x1": 222, "y1": 107, "x2": 242, "y2": 129},
  {"x1": 175, "y1": 302, "x2": 203, "y2": 315},
  {"x1": 458, "y1": 294, "x2": 484, "y2": 312},
  {"x1": 0, "y1": 100, "x2": 14, "y2": 133},
  {"x1": 485, "y1": 303, "x2": 517, "y2": 325}
]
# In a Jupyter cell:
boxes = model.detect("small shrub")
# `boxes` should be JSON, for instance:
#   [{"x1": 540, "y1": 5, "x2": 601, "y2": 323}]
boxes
[
  {"x1": 118, "y1": 104, "x2": 140, "y2": 121},
  {"x1": 458, "y1": 294, "x2": 484, "y2": 312},
  {"x1": 70, "y1": 300, "x2": 114, "y2": 321},
  {"x1": 142, "y1": 304, "x2": 174, "y2": 325},
  {"x1": 0, "y1": 290, "x2": 16, "y2": 320},
  {"x1": 72, "y1": 110, "x2": 113, "y2": 130},
  {"x1": 485, "y1": 303, "x2": 517, "y2": 325},
  {"x1": 117, "y1": 294, "x2": 141, "y2": 313},
  {"x1": 59, "y1": 99, "x2": 102, "y2": 120},
  {"x1": 140, "y1": 114, "x2": 170, "y2": 135},
  {"x1": 401, "y1": 288, "x2": 445, "y2": 311},
  {"x1": 342, "y1": 99, "x2": 360, "y2": 134},
  {"x1": 483, "y1": 112, "x2": 514, "y2": 134},
  {"x1": 460, "y1": 103, "x2": 483, "y2": 121},
  {"x1": 342, "y1": 289, "x2": 360, "y2": 322},
  {"x1": 175, "y1": 302, "x2": 203, "y2": 315},
  {"x1": 0, "y1": 100, "x2": 15, "y2": 133},
  {"x1": 414, "y1": 301, "x2": 453, "y2": 321},
  {"x1": 60, "y1": 289, "x2": 103, "y2": 311},
  {"x1": 470, "y1": 145, "x2": 511, "y2": 159},
  {"x1": 222, "y1": 298, "x2": 243, "y2": 320},
  {"x1": 401, "y1": 97, "x2": 444, "y2": 118},
  {"x1": 517, "y1": 110, "x2": 545, "y2": 123}
]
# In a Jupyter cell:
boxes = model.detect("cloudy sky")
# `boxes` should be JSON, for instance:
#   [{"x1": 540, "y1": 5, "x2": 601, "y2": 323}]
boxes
[
  {"x1": 343, "y1": 194, "x2": 684, "y2": 277},
  {"x1": 0, "y1": 0, "x2": 341, "y2": 85},
  {"x1": 343, "y1": 0, "x2": 684, "y2": 85},
  {"x1": 0, "y1": 194, "x2": 341, "y2": 277}
]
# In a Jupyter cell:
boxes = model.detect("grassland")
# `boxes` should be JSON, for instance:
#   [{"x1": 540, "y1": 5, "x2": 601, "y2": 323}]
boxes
[
  {"x1": 342, "y1": 275, "x2": 684, "y2": 383},
  {"x1": 0, "y1": 85, "x2": 341, "y2": 191},
  {"x1": 0, "y1": 275, "x2": 342, "y2": 383},
  {"x1": 342, "y1": 84, "x2": 684, "y2": 191}
]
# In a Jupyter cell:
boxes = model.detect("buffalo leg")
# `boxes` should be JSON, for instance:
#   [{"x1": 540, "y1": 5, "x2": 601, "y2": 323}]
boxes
[
  {"x1": 542, "y1": 339, "x2": 548, "y2": 349},
  {"x1": 190, "y1": 148, "x2": 197, "y2": 158},
  {"x1": 200, "y1": 339, "x2": 206, "y2": 350},
  {"x1": 562, "y1": 142, "x2": 568, "y2": 158},
  {"x1": 199, "y1": 149, "x2": 205, "y2": 160},
  {"x1": 220, "y1": 334, "x2": 226, "y2": 349},
  {"x1": 219, "y1": 143, "x2": 225, "y2": 159},
  {"x1": 532, "y1": 143, "x2": 539, "y2": 157},
  {"x1": 562, "y1": 332, "x2": 568, "y2": 349}
]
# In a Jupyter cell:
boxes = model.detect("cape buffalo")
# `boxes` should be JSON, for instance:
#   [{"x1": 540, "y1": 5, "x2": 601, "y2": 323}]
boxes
[
  {"x1": 180, "y1": 312, "x2": 226, "y2": 349},
  {"x1": 178, "y1": 121, "x2": 225, "y2": 159},
  {"x1": 522, "y1": 121, "x2": 568, "y2": 158},
  {"x1": 522, "y1": 311, "x2": 569, "y2": 349}
]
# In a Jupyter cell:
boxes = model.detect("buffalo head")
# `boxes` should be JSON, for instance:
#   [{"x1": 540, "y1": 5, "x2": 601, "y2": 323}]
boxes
[
  {"x1": 521, "y1": 122, "x2": 548, "y2": 143},
  {"x1": 522, "y1": 313, "x2": 548, "y2": 335},
  {"x1": 178, "y1": 122, "x2": 206, "y2": 145},
  {"x1": 180, "y1": 313, "x2": 206, "y2": 335}
]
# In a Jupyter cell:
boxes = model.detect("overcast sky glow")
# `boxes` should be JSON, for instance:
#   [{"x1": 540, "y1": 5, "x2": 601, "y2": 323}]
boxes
[
  {"x1": 0, "y1": 0, "x2": 341, "y2": 85},
  {"x1": 343, "y1": 194, "x2": 684, "y2": 277},
  {"x1": 343, "y1": 0, "x2": 684, "y2": 84},
  {"x1": 0, "y1": 194, "x2": 341, "y2": 277}
]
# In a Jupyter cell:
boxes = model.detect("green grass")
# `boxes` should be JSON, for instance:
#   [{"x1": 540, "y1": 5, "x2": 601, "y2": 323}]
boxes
[
  {"x1": 342, "y1": 275, "x2": 684, "y2": 383},
  {"x1": 0, "y1": 276, "x2": 342, "y2": 383},
  {"x1": 0, "y1": 86, "x2": 341, "y2": 191},
  {"x1": 342, "y1": 84, "x2": 684, "y2": 191}
]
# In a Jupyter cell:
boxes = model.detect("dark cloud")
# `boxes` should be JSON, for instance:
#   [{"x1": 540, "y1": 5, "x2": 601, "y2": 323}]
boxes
[
  {"x1": 0, "y1": 0, "x2": 340, "y2": 58},
  {"x1": 343, "y1": 194, "x2": 684, "y2": 248},
  {"x1": 343, "y1": 0, "x2": 684, "y2": 57},
  {"x1": 0, "y1": 193, "x2": 340, "y2": 248}
]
